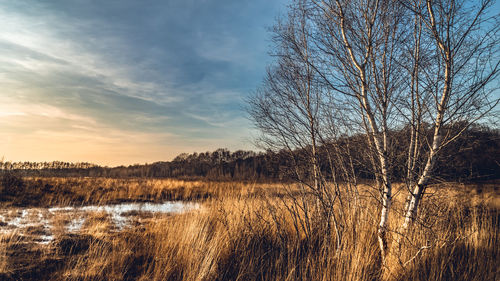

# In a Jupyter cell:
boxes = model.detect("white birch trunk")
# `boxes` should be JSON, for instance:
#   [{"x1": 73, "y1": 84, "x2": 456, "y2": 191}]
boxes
[
  {"x1": 402, "y1": 0, "x2": 452, "y2": 231},
  {"x1": 402, "y1": 133, "x2": 441, "y2": 229},
  {"x1": 335, "y1": 0, "x2": 391, "y2": 260},
  {"x1": 378, "y1": 149, "x2": 391, "y2": 260}
]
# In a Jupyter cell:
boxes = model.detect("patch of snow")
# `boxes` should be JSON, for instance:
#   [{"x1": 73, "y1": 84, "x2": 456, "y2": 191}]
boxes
[{"x1": 0, "y1": 201, "x2": 199, "y2": 243}]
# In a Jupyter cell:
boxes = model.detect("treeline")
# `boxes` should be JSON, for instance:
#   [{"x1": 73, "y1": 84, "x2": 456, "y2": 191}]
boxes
[
  {"x1": 0, "y1": 149, "x2": 289, "y2": 181},
  {"x1": 2, "y1": 124, "x2": 499, "y2": 182},
  {"x1": 0, "y1": 161, "x2": 98, "y2": 170}
]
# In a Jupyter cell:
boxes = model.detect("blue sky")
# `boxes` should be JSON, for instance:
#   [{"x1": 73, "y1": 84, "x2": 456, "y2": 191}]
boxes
[{"x1": 0, "y1": 0, "x2": 288, "y2": 165}]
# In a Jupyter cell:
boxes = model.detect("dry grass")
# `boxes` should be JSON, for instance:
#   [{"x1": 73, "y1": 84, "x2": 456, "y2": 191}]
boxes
[
  {"x1": 0, "y1": 179, "x2": 498, "y2": 280},
  {"x1": 1, "y1": 177, "x2": 288, "y2": 207},
  {"x1": 385, "y1": 183, "x2": 500, "y2": 281},
  {"x1": 0, "y1": 233, "x2": 13, "y2": 274}
]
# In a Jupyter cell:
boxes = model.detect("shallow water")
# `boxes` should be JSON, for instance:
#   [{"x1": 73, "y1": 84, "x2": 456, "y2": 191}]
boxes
[{"x1": 0, "y1": 201, "x2": 199, "y2": 244}]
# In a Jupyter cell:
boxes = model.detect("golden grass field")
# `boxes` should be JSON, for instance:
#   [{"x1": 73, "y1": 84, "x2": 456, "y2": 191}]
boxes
[
  {"x1": 0, "y1": 177, "x2": 287, "y2": 207},
  {"x1": 0, "y1": 177, "x2": 498, "y2": 280}
]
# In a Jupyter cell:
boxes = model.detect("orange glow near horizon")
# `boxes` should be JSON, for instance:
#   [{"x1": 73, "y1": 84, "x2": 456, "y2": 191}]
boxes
[{"x1": 0, "y1": 99, "x2": 252, "y2": 166}]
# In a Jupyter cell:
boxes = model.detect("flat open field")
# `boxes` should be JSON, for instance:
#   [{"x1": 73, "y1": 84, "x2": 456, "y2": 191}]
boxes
[{"x1": 0, "y1": 177, "x2": 498, "y2": 280}]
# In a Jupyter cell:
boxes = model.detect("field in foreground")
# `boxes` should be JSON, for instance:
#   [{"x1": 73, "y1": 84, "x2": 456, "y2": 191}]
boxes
[{"x1": 0, "y1": 177, "x2": 498, "y2": 280}]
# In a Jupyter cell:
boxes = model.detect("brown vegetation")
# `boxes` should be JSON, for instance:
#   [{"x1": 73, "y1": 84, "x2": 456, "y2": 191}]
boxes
[
  {"x1": 0, "y1": 179, "x2": 498, "y2": 280},
  {"x1": 0, "y1": 176, "x2": 286, "y2": 207}
]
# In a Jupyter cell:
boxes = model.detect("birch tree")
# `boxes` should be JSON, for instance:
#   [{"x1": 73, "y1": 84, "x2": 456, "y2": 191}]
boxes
[
  {"x1": 249, "y1": 1, "x2": 323, "y2": 190},
  {"x1": 248, "y1": 1, "x2": 348, "y2": 242},
  {"x1": 400, "y1": 0, "x2": 500, "y2": 230},
  {"x1": 309, "y1": 0, "x2": 408, "y2": 260},
  {"x1": 250, "y1": 0, "x2": 499, "y2": 264}
]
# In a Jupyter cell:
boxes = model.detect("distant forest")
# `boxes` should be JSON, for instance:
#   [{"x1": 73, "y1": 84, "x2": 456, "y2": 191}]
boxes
[{"x1": 2, "y1": 124, "x2": 499, "y2": 182}]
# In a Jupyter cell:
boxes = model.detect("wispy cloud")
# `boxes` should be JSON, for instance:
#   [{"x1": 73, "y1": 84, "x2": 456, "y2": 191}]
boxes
[{"x1": 0, "y1": 0, "x2": 286, "y2": 165}]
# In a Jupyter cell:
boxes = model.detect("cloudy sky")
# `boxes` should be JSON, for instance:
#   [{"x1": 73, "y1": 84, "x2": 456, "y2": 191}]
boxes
[{"x1": 0, "y1": 0, "x2": 287, "y2": 166}]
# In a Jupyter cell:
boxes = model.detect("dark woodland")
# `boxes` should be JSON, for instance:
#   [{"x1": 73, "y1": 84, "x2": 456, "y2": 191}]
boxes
[{"x1": 3, "y1": 124, "x2": 499, "y2": 182}]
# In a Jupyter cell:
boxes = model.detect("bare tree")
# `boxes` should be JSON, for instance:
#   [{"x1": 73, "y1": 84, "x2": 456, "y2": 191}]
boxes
[
  {"x1": 250, "y1": 0, "x2": 499, "y2": 266},
  {"x1": 308, "y1": 0, "x2": 409, "y2": 261},
  {"x1": 400, "y1": 0, "x2": 500, "y2": 230},
  {"x1": 248, "y1": 0, "x2": 359, "y2": 248}
]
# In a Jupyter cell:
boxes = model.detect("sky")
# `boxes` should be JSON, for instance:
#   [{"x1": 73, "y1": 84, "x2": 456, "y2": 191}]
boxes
[{"x1": 0, "y1": 0, "x2": 288, "y2": 166}]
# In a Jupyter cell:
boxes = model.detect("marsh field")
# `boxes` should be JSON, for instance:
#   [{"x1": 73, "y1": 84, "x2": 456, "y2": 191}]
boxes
[
  {"x1": 0, "y1": 176, "x2": 498, "y2": 281},
  {"x1": 2, "y1": 0, "x2": 500, "y2": 279}
]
